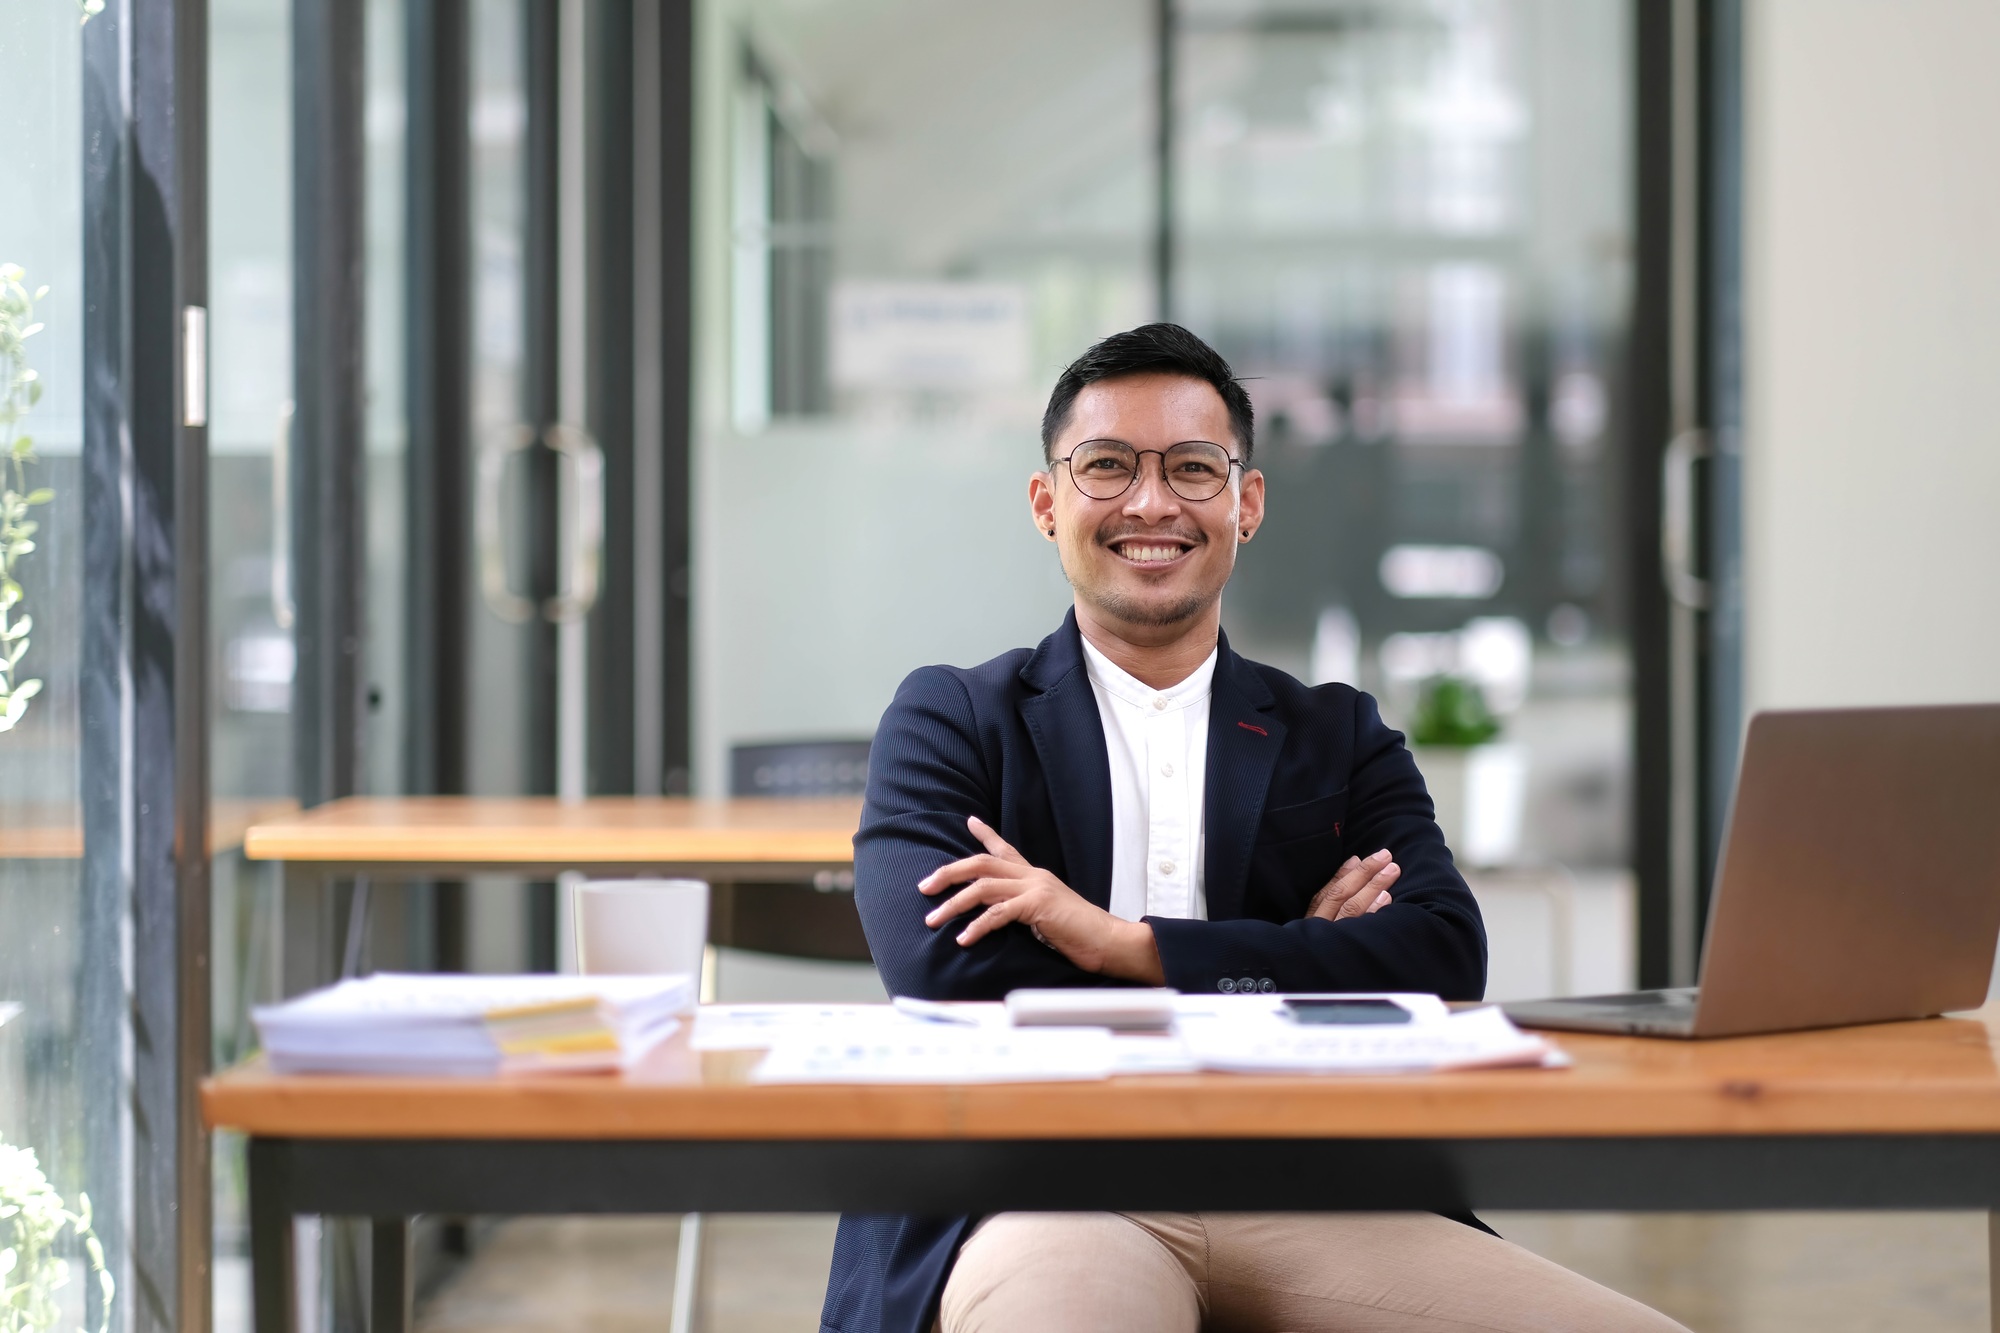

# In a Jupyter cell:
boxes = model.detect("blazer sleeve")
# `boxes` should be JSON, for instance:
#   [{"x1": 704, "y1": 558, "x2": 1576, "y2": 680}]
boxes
[
  {"x1": 1147, "y1": 691, "x2": 1488, "y2": 1000},
  {"x1": 854, "y1": 667, "x2": 1122, "y2": 1000}
]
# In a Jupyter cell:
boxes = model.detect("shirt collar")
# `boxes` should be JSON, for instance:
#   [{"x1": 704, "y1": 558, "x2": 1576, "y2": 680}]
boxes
[{"x1": 1080, "y1": 635, "x2": 1219, "y2": 714}]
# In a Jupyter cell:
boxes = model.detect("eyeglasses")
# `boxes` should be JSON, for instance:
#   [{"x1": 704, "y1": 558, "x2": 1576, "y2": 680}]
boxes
[{"x1": 1053, "y1": 438, "x2": 1244, "y2": 502}]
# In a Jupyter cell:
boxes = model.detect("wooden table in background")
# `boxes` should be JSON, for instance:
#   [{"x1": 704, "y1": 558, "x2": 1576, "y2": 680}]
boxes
[
  {"x1": 241, "y1": 796, "x2": 868, "y2": 979},
  {"x1": 206, "y1": 1004, "x2": 2000, "y2": 1333},
  {"x1": 242, "y1": 795, "x2": 864, "y2": 882}
]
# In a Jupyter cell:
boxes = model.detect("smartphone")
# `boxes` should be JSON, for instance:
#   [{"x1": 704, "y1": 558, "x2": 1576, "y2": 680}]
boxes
[{"x1": 1281, "y1": 998, "x2": 1412, "y2": 1025}]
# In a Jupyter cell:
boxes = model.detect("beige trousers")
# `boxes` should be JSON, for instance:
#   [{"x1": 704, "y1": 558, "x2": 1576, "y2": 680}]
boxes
[{"x1": 938, "y1": 1212, "x2": 1690, "y2": 1333}]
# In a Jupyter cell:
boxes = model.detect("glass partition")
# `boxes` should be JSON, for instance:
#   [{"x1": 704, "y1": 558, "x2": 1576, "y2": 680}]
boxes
[
  {"x1": 697, "y1": 0, "x2": 1153, "y2": 781},
  {"x1": 207, "y1": 1, "x2": 294, "y2": 1326},
  {"x1": 1176, "y1": 0, "x2": 1635, "y2": 996},
  {"x1": 0, "y1": 4, "x2": 122, "y2": 1330}
]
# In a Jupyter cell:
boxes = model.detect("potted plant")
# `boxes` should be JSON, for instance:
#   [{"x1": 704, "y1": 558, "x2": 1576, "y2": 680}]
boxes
[
  {"x1": 1407, "y1": 675, "x2": 1527, "y2": 868},
  {"x1": 1, "y1": 263, "x2": 54, "y2": 733},
  {"x1": 1, "y1": 1131, "x2": 113, "y2": 1333}
]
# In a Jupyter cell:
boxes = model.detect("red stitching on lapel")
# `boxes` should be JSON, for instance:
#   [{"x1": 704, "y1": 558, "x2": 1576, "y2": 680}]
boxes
[{"x1": 1236, "y1": 721, "x2": 1268, "y2": 736}]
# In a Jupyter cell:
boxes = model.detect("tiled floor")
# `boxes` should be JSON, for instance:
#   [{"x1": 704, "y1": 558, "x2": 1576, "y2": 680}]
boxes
[{"x1": 414, "y1": 1211, "x2": 1991, "y2": 1332}]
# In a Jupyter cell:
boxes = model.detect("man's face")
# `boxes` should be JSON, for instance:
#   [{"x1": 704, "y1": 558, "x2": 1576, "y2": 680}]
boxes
[{"x1": 1028, "y1": 372, "x2": 1265, "y2": 639}]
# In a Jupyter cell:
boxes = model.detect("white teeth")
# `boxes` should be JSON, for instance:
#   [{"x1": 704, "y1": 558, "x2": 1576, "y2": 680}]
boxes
[{"x1": 1120, "y1": 544, "x2": 1182, "y2": 563}]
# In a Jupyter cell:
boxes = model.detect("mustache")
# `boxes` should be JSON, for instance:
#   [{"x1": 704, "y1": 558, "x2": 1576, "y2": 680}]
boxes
[{"x1": 1093, "y1": 524, "x2": 1206, "y2": 546}]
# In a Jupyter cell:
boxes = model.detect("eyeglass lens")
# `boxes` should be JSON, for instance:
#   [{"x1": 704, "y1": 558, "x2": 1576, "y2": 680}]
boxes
[{"x1": 1066, "y1": 439, "x2": 1236, "y2": 501}]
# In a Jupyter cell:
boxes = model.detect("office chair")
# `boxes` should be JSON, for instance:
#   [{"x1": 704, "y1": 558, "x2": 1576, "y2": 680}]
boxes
[
  {"x1": 573, "y1": 880, "x2": 709, "y2": 1333},
  {"x1": 712, "y1": 739, "x2": 874, "y2": 966}
]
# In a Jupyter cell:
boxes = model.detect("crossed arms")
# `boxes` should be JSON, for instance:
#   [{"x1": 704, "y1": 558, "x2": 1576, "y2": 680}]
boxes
[
  {"x1": 918, "y1": 816, "x2": 1403, "y2": 984},
  {"x1": 852, "y1": 666, "x2": 1486, "y2": 1002}
]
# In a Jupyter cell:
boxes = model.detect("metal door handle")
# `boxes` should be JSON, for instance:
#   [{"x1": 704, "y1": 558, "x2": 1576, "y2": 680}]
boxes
[
  {"x1": 476, "y1": 423, "x2": 539, "y2": 623},
  {"x1": 1661, "y1": 428, "x2": 1710, "y2": 610},
  {"x1": 543, "y1": 422, "x2": 604, "y2": 623},
  {"x1": 475, "y1": 422, "x2": 604, "y2": 624},
  {"x1": 272, "y1": 400, "x2": 296, "y2": 630}
]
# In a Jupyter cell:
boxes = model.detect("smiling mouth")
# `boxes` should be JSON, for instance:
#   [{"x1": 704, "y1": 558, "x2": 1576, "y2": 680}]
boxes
[{"x1": 1106, "y1": 536, "x2": 1197, "y2": 567}]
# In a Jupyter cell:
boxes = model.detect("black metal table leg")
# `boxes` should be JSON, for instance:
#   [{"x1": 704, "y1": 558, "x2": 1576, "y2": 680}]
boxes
[
  {"x1": 371, "y1": 1216, "x2": 412, "y2": 1333},
  {"x1": 249, "y1": 1140, "x2": 296, "y2": 1333}
]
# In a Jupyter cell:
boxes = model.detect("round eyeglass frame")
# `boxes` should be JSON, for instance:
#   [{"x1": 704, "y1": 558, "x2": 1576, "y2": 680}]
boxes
[{"x1": 1052, "y1": 438, "x2": 1246, "y2": 502}]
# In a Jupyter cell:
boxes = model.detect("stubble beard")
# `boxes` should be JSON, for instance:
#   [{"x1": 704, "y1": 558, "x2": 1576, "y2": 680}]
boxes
[
  {"x1": 1062, "y1": 550, "x2": 1220, "y2": 628},
  {"x1": 1084, "y1": 582, "x2": 1215, "y2": 628},
  {"x1": 1056, "y1": 513, "x2": 1234, "y2": 631}
]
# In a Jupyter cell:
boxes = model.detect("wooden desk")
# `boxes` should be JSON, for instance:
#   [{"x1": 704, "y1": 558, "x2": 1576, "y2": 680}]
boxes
[
  {"x1": 241, "y1": 796, "x2": 868, "y2": 992},
  {"x1": 207, "y1": 1005, "x2": 2000, "y2": 1333},
  {"x1": 242, "y1": 795, "x2": 863, "y2": 882}
]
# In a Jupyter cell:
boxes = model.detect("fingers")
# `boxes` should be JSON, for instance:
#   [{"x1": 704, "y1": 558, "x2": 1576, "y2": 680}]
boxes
[
  {"x1": 919, "y1": 853, "x2": 1009, "y2": 895},
  {"x1": 924, "y1": 878, "x2": 1005, "y2": 928},
  {"x1": 1332, "y1": 850, "x2": 1392, "y2": 900},
  {"x1": 1305, "y1": 860, "x2": 1351, "y2": 916},
  {"x1": 1309, "y1": 849, "x2": 1394, "y2": 919},
  {"x1": 954, "y1": 898, "x2": 1023, "y2": 946},
  {"x1": 1366, "y1": 889, "x2": 1390, "y2": 913},
  {"x1": 1333, "y1": 861, "x2": 1401, "y2": 920},
  {"x1": 918, "y1": 819, "x2": 1027, "y2": 895},
  {"x1": 966, "y1": 815, "x2": 1027, "y2": 864}
]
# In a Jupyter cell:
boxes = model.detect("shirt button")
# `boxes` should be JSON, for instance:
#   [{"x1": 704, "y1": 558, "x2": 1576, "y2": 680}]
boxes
[
  {"x1": 1258, "y1": 978, "x2": 1277, "y2": 994},
  {"x1": 1158, "y1": 860, "x2": 1175, "y2": 876},
  {"x1": 1160, "y1": 761, "x2": 1175, "y2": 777},
  {"x1": 1237, "y1": 977, "x2": 1257, "y2": 995},
  {"x1": 1152, "y1": 696, "x2": 1169, "y2": 711},
  {"x1": 1218, "y1": 977, "x2": 1237, "y2": 994}
]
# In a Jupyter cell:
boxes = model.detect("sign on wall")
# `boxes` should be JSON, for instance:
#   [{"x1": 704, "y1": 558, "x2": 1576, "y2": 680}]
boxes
[{"x1": 830, "y1": 280, "x2": 1031, "y2": 390}]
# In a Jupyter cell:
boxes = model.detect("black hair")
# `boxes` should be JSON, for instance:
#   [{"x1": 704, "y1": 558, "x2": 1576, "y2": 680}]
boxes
[{"x1": 1039, "y1": 323, "x2": 1255, "y2": 465}]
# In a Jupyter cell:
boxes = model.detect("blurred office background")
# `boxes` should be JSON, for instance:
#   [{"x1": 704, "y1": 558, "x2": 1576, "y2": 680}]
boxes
[{"x1": 3, "y1": 0, "x2": 1999, "y2": 1329}]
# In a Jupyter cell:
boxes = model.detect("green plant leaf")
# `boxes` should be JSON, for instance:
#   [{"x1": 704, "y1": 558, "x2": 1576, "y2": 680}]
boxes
[
  {"x1": 1408, "y1": 675, "x2": 1502, "y2": 747},
  {"x1": 3, "y1": 613, "x2": 29, "y2": 638},
  {"x1": 23, "y1": 489, "x2": 51, "y2": 505}
]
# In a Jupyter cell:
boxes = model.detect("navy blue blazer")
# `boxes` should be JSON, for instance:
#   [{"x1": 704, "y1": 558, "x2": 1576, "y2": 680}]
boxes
[{"x1": 819, "y1": 611, "x2": 1487, "y2": 1333}]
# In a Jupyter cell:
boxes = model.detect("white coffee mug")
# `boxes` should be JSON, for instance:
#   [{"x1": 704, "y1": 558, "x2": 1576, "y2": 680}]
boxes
[{"x1": 573, "y1": 878, "x2": 709, "y2": 1001}]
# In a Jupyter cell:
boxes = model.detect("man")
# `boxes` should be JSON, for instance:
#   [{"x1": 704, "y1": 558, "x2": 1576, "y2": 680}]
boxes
[{"x1": 821, "y1": 325, "x2": 1685, "y2": 1333}]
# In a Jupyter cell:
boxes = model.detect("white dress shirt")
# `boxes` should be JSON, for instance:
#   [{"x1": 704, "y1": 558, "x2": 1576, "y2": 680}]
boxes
[{"x1": 1079, "y1": 636, "x2": 1218, "y2": 924}]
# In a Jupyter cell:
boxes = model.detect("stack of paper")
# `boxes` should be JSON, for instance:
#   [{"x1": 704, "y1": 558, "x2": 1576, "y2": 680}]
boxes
[
  {"x1": 692, "y1": 994, "x2": 1560, "y2": 1084},
  {"x1": 254, "y1": 973, "x2": 693, "y2": 1076},
  {"x1": 1177, "y1": 1002, "x2": 1556, "y2": 1074}
]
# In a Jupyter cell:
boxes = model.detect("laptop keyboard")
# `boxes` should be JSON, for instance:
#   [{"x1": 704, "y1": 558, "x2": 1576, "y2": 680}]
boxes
[{"x1": 1584, "y1": 990, "x2": 1687, "y2": 1007}]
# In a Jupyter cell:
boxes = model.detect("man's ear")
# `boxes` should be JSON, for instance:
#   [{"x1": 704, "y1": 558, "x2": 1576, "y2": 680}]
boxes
[
  {"x1": 1027, "y1": 469, "x2": 1059, "y2": 540},
  {"x1": 1236, "y1": 467, "x2": 1267, "y2": 542}
]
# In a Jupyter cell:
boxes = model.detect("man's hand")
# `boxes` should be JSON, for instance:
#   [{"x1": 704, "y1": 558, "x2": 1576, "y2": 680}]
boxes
[
  {"x1": 919, "y1": 816, "x2": 1165, "y2": 984},
  {"x1": 1305, "y1": 849, "x2": 1399, "y2": 922}
]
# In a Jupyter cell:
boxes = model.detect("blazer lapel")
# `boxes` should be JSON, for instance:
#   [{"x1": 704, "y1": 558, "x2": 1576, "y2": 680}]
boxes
[
  {"x1": 1203, "y1": 635, "x2": 1285, "y2": 921},
  {"x1": 1018, "y1": 611, "x2": 1115, "y2": 909}
]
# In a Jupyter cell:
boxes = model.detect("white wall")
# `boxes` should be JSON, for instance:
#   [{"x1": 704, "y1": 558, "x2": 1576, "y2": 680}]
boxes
[{"x1": 1745, "y1": 0, "x2": 2000, "y2": 711}]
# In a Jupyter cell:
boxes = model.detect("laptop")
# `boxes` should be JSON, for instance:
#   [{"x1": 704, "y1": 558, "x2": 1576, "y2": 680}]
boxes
[{"x1": 1502, "y1": 704, "x2": 2000, "y2": 1038}]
